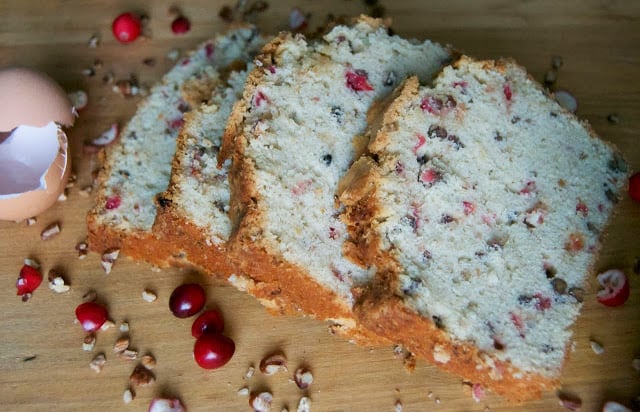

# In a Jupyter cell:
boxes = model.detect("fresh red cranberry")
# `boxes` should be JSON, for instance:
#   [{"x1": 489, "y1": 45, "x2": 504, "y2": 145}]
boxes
[
  {"x1": 629, "y1": 172, "x2": 640, "y2": 203},
  {"x1": 596, "y1": 269, "x2": 630, "y2": 307},
  {"x1": 191, "y1": 309, "x2": 225, "y2": 338},
  {"x1": 345, "y1": 70, "x2": 373, "y2": 92},
  {"x1": 75, "y1": 302, "x2": 108, "y2": 332},
  {"x1": 503, "y1": 83, "x2": 513, "y2": 101},
  {"x1": 171, "y1": 16, "x2": 191, "y2": 35},
  {"x1": 16, "y1": 264, "x2": 43, "y2": 297},
  {"x1": 193, "y1": 333, "x2": 235, "y2": 369},
  {"x1": 112, "y1": 12, "x2": 142, "y2": 43},
  {"x1": 169, "y1": 283, "x2": 206, "y2": 318}
]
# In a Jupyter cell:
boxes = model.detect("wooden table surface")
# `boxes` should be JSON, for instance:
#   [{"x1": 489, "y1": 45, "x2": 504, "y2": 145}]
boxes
[{"x1": 1, "y1": 1, "x2": 639, "y2": 411}]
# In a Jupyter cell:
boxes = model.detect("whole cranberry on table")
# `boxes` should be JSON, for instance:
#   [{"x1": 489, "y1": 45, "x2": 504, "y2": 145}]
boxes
[
  {"x1": 16, "y1": 263, "x2": 43, "y2": 299},
  {"x1": 171, "y1": 16, "x2": 191, "y2": 35},
  {"x1": 193, "y1": 332, "x2": 235, "y2": 369},
  {"x1": 596, "y1": 269, "x2": 630, "y2": 307},
  {"x1": 169, "y1": 283, "x2": 206, "y2": 318},
  {"x1": 112, "y1": 12, "x2": 142, "y2": 43},
  {"x1": 191, "y1": 309, "x2": 225, "y2": 338},
  {"x1": 75, "y1": 301, "x2": 109, "y2": 332}
]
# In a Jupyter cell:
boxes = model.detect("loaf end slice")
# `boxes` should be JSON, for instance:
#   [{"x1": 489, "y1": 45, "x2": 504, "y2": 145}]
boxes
[{"x1": 343, "y1": 58, "x2": 628, "y2": 401}]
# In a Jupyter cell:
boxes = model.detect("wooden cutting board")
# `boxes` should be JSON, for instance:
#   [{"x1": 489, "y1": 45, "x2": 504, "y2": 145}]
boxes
[{"x1": 0, "y1": 1, "x2": 638, "y2": 411}]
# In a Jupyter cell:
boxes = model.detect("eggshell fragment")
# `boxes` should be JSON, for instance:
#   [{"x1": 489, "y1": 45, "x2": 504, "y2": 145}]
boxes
[
  {"x1": 0, "y1": 66, "x2": 74, "y2": 221},
  {"x1": 0, "y1": 122, "x2": 70, "y2": 220},
  {"x1": 0, "y1": 67, "x2": 75, "y2": 129}
]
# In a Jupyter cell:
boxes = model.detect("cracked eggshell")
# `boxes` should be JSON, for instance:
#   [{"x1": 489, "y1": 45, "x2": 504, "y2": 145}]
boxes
[{"x1": 0, "y1": 67, "x2": 74, "y2": 221}]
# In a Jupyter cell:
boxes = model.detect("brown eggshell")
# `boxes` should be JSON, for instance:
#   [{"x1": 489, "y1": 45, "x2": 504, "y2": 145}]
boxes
[{"x1": 0, "y1": 67, "x2": 74, "y2": 130}]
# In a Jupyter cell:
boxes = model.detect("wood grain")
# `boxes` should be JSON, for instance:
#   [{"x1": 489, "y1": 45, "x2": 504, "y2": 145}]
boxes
[{"x1": 0, "y1": 1, "x2": 639, "y2": 411}]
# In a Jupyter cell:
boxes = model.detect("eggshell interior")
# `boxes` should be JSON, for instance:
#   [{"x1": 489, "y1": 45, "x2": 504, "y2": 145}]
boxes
[{"x1": 0, "y1": 122, "x2": 70, "y2": 221}]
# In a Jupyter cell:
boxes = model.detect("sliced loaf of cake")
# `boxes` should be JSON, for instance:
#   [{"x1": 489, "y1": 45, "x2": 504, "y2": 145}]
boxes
[
  {"x1": 87, "y1": 26, "x2": 265, "y2": 267},
  {"x1": 340, "y1": 57, "x2": 628, "y2": 400},
  {"x1": 219, "y1": 16, "x2": 452, "y2": 342},
  {"x1": 153, "y1": 64, "x2": 251, "y2": 276}
]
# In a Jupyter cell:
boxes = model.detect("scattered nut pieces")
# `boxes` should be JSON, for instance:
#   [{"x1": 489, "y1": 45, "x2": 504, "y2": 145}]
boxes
[
  {"x1": 142, "y1": 57, "x2": 156, "y2": 67},
  {"x1": 557, "y1": 391, "x2": 582, "y2": 411},
  {"x1": 589, "y1": 339, "x2": 605, "y2": 355},
  {"x1": 293, "y1": 367, "x2": 313, "y2": 389},
  {"x1": 48, "y1": 269, "x2": 70, "y2": 293},
  {"x1": 119, "y1": 322, "x2": 130, "y2": 333},
  {"x1": 551, "y1": 55, "x2": 564, "y2": 69},
  {"x1": 631, "y1": 358, "x2": 640, "y2": 372},
  {"x1": 130, "y1": 364, "x2": 155, "y2": 387},
  {"x1": 249, "y1": 391, "x2": 273, "y2": 412},
  {"x1": 141, "y1": 354, "x2": 156, "y2": 370},
  {"x1": 394, "y1": 400, "x2": 403, "y2": 412},
  {"x1": 119, "y1": 349, "x2": 138, "y2": 361},
  {"x1": 100, "y1": 320, "x2": 116, "y2": 331},
  {"x1": 82, "y1": 289, "x2": 97, "y2": 303},
  {"x1": 237, "y1": 387, "x2": 250, "y2": 396},
  {"x1": 297, "y1": 396, "x2": 311, "y2": 412},
  {"x1": 403, "y1": 352, "x2": 416, "y2": 373},
  {"x1": 76, "y1": 241, "x2": 89, "y2": 259},
  {"x1": 26, "y1": 217, "x2": 37, "y2": 226},
  {"x1": 101, "y1": 249, "x2": 120, "y2": 274},
  {"x1": 123, "y1": 388, "x2": 135, "y2": 404},
  {"x1": 83, "y1": 333, "x2": 96, "y2": 352},
  {"x1": 607, "y1": 113, "x2": 621, "y2": 124},
  {"x1": 260, "y1": 352, "x2": 288, "y2": 375},
  {"x1": 57, "y1": 189, "x2": 68, "y2": 202},
  {"x1": 113, "y1": 337, "x2": 130, "y2": 353},
  {"x1": 90, "y1": 353, "x2": 106, "y2": 373},
  {"x1": 554, "y1": 90, "x2": 578, "y2": 113},
  {"x1": 245, "y1": 364, "x2": 256, "y2": 379},
  {"x1": 40, "y1": 222, "x2": 61, "y2": 240},
  {"x1": 602, "y1": 401, "x2": 632, "y2": 412},
  {"x1": 142, "y1": 289, "x2": 157, "y2": 303},
  {"x1": 88, "y1": 34, "x2": 100, "y2": 48},
  {"x1": 81, "y1": 68, "x2": 95, "y2": 77},
  {"x1": 544, "y1": 69, "x2": 558, "y2": 87},
  {"x1": 78, "y1": 186, "x2": 93, "y2": 197},
  {"x1": 23, "y1": 258, "x2": 40, "y2": 269},
  {"x1": 167, "y1": 49, "x2": 180, "y2": 61}
]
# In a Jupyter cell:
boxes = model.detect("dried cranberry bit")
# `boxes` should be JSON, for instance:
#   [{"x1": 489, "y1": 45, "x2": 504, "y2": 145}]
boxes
[
  {"x1": 345, "y1": 69, "x2": 374, "y2": 92},
  {"x1": 112, "y1": 12, "x2": 142, "y2": 43},
  {"x1": 565, "y1": 232, "x2": 585, "y2": 255},
  {"x1": 503, "y1": 83, "x2": 513, "y2": 101},
  {"x1": 629, "y1": 172, "x2": 640, "y2": 203},
  {"x1": 533, "y1": 293, "x2": 552, "y2": 311},
  {"x1": 105, "y1": 195, "x2": 121, "y2": 210},
  {"x1": 596, "y1": 269, "x2": 630, "y2": 307},
  {"x1": 510, "y1": 312, "x2": 526, "y2": 338},
  {"x1": 171, "y1": 16, "x2": 191, "y2": 35},
  {"x1": 419, "y1": 168, "x2": 442, "y2": 188},
  {"x1": 75, "y1": 301, "x2": 109, "y2": 332},
  {"x1": 16, "y1": 264, "x2": 43, "y2": 297},
  {"x1": 204, "y1": 43, "x2": 215, "y2": 58},
  {"x1": 168, "y1": 118, "x2": 185, "y2": 130},
  {"x1": 413, "y1": 133, "x2": 426, "y2": 154},
  {"x1": 420, "y1": 95, "x2": 443, "y2": 115},
  {"x1": 576, "y1": 201, "x2": 589, "y2": 216},
  {"x1": 253, "y1": 90, "x2": 270, "y2": 107},
  {"x1": 519, "y1": 180, "x2": 537, "y2": 195},
  {"x1": 193, "y1": 333, "x2": 235, "y2": 369},
  {"x1": 462, "y1": 201, "x2": 475, "y2": 216},
  {"x1": 328, "y1": 227, "x2": 339, "y2": 240}
]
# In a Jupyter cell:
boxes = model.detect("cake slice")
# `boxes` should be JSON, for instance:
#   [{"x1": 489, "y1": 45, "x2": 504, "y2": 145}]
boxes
[
  {"x1": 340, "y1": 57, "x2": 628, "y2": 400},
  {"x1": 87, "y1": 26, "x2": 265, "y2": 268},
  {"x1": 219, "y1": 16, "x2": 452, "y2": 342},
  {"x1": 153, "y1": 64, "x2": 251, "y2": 276}
]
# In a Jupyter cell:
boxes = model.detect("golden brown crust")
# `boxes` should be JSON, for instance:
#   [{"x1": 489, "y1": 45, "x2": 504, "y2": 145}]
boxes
[{"x1": 355, "y1": 281, "x2": 559, "y2": 403}]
